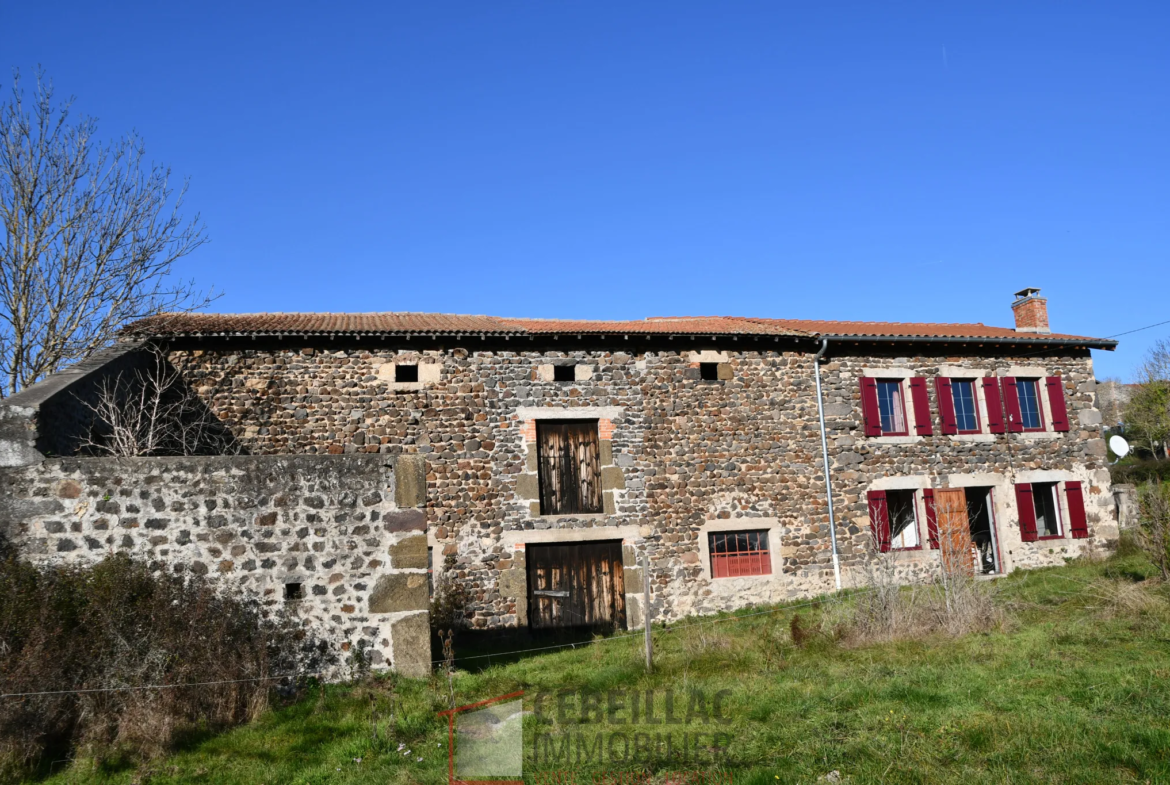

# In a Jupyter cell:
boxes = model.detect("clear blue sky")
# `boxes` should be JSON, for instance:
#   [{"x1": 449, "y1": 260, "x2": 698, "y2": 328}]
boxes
[{"x1": 3, "y1": 2, "x2": 1167, "y2": 379}]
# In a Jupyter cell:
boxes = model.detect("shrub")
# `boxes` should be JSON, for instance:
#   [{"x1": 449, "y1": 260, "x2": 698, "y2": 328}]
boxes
[
  {"x1": 1111, "y1": 459, "x2": 1170, "y2": 486},
  {"x1": 0, "y1": 553, "x2": 312, "y2": 776},
  {"x1": 1135, "y1": 480, "x2": 1170, "y2": 580},
  {"x1": 429, "y1": 554, "x2": 469, "y2": 632}
]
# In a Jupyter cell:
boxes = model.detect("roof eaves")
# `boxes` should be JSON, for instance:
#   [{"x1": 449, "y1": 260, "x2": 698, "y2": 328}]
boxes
[{"x1": 815, "y1": 332, "x2": 1117, "y2": 350}]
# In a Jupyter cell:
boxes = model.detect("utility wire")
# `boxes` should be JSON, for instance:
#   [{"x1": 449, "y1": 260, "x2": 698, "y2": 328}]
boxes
[
  {"x1": 1004, "y1": 316, "x2": 1170, "y2": 364},
  {"x1": 0, "y1": 673, "x2": 311, "y2": 700},
  {"x1": 0, "y1": 590, "x2": 857, "y2": 697},
  {"x1": 1104, "y1": 318, "x2": 1170, "y2": 340}
]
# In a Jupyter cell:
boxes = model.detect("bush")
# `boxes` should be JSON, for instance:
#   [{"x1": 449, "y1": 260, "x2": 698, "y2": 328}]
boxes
[
  {"x1": 1110, "y1": 459, "x2": 1170, "y2": 486},
  {"x1": 1134, "y1": 480, "x2": 1170, "y2": 580},
  {"x1": 429, "y1": 554, "x2": 469, "y2": 632},
  {"x1": 0, "y1": 553, "x2": 312, "y2": 776}
]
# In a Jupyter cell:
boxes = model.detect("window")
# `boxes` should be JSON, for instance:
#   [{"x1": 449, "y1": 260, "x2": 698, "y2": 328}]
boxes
[
  {"x1": 709, "y1": 530, "x2": 771, "y2": 578},
  {"x1": 876, "y1": 380, "x2": 908, "y2": 435},
  {"x1": 951, "y1": 380, "x2": 980, "y2": 433},
  {"x1": 886, "y1": 490, "x2": 920, "y2": 549},
  {"x1": 536, "y1": 420, "x2": 602, "y2": 515},
  {"x1": 395, "y1": 364, "x2": 419, "y2": 383},
  {"x1": 284, "y1": 582, "x2": 303, "y2": 601},
  {"x1": 1032, "y1": 482, "x2": 1062, "y2": 538},
  {"x1": 868, "y1": 489, "x2": 922, "y2": 551},
  {"x1": 1016, "y1": 379, "x2": 1043, "y2": 430},
  {"x1": 553, "y1": 364, "x2": 576, "y2": 382},
  {"x1": 699, "y1": 363, "x2": 719, "y2": 381}
]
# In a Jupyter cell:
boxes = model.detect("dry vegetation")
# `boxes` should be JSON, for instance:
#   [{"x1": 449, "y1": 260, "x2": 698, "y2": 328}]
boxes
[{"x1": 0, "y1": 553, "x2": 317, "y2": 779}]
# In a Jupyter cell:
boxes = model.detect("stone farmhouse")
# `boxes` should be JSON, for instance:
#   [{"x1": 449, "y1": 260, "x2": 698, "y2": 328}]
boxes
[{"x1": 0, "y1": 288, "x2": 1119, "y2": 675}]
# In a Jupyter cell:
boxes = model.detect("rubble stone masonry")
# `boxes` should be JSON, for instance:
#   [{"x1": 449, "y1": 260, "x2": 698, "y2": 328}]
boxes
[
  {"x1": 0, "y1": 453, "x2": 432, "y2": 677},
  {"x1": 161, "y1": 340, "x2": 1115, "y2": 628}
]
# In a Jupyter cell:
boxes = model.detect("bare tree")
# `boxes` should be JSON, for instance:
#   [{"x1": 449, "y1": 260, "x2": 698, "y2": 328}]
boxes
[
  {"x1": 0, "y1": 69, "x2": 212, "y2": 398},
  {"x1": 1135, "y1": 480, "x2": 1170, "y2": 581},
  {"x1": 850, "y1": 499, "x2": 918, "y2": 640},
  {"x1": 1140, "y1": 338, "x2": 1170, "y2": 383},
  {"x1": 1122, "y1": 338, "x2": 1170, "y2": 460},
  {"x1": 79, "y1": 345, "x2": 238, "y2": 457}
]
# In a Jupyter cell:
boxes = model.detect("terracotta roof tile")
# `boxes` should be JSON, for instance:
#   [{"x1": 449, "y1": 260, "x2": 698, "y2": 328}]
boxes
[
  {"x1": 503, "y1": 317, "x2": 805, "y2": 335},
  {"x1": 123, "y1": 312, "x2": 1115, "y2": 347},
  {"x1": 740, "y1": 318, "x2": 1108, "y2": 344},
  {"x1": 125, "y1": 313, "x2": 522, "y2": 336}
]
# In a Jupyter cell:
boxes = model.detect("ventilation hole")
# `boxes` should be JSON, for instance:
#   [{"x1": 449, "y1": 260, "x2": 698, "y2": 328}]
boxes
[
  {"x1": 700, "y1": 363, "x2": 719, "y2": 381},
  {"x1": 553, "y1": 364, "x2": 576, "y2": 382},
  {"x1": 284, "y1": 582, "x2": 304, "y2": 601},
  {"x1": 395, "y1": 364, "x2": 419, "y2": 382}
]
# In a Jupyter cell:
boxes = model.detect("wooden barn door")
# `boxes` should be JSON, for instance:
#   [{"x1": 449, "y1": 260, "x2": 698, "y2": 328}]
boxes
[
  {"x1": 537, "y1": 420, "x2": 602, "y2": 515},
  {"x1": 934, "y1": 488, "x2": 975, "y2": 577},
  {"x1": 526, "y1": 541, "x2": 626, "y2": 630}
]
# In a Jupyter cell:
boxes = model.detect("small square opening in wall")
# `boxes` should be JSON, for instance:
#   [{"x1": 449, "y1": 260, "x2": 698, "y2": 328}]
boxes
[
  {"x1": 395, "y1": 364, "x2": 419, "y2": 383},
  {"x1": 284, "y1": 582, "x2": 304, "y2": 601},
  {"x1": 553, "y1": 364, "x2": 575, "y2": 382},
  {"x1": 699, "y1": 363, "x2": 719, "y2": 381}
]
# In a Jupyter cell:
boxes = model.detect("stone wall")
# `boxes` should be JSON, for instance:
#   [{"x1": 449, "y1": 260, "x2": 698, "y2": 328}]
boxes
[
  {"x1": 162, "y1": 339, "x2": 1117, "y2": 627},
  {"x1": 0, "y1": 453, "x2": 432, "y2": 677},
  {"x1": 818, "y1": 348, "x2": 1115, "y2": 585}
]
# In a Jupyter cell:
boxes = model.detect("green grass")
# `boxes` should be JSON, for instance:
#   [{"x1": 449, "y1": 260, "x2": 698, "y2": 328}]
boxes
[{"x1": 34, "y1": 554, "x2": 1170, "y2": 785}]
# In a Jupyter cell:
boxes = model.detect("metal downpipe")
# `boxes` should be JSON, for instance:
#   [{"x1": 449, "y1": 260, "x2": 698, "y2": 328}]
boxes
[{"x1": 813, "y1": 338, "x2": 842, "y2": 591}]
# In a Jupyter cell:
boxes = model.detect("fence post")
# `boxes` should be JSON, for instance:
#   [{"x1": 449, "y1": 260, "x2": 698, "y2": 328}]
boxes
[{"x1": 642, "y1": 549, "x2": 652, "y2": 672}]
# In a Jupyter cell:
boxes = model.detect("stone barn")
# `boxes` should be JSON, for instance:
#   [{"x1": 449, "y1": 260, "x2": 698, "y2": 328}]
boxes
[{"x1": 0, "y1": 287, "x2": 1119, "y2": 674}]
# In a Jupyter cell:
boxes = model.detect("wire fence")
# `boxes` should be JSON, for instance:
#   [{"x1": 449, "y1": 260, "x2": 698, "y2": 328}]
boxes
[{"x1": 1, "y1": 586, "x2": 876, "y2": 699}]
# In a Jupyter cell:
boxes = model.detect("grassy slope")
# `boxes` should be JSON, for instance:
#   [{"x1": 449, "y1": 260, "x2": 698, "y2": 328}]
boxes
[{"x1": 38, "y1": 554, "x2": 1170, "y2": 785}]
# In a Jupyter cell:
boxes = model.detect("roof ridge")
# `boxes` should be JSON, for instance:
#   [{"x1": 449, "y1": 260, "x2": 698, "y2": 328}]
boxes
[
  {"x1": 744, "y1": 317, "x2": 990, "y2": 328},
  {"x1": 121, "y1": 311, "x2": 1115, "y2": 348}
]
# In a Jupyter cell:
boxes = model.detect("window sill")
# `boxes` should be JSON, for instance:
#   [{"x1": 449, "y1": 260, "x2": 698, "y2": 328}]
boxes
[
  {"x1": 537, "y1": 513, "x2": 610, "y2": 522},
  {"x1": 867, "y1": 435, "x2": 923, "y2": 445},
  {"x1": 949, "y1": 433, "x2": 996, "y2": 443},
  {"x1": 711, "y1": 573, "x2": 773, "y2": 581},
  {"x1": 1036, "y1": 534, "x2": 1065, "y2": 541},
  {"x1": 1014, "y1": 431, "x2": 1062, "y2": 441}
]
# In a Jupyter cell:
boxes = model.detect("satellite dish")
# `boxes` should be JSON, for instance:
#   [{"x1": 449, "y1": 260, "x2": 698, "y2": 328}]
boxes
[{"x1": 1109, "y1": 435, "x2": 1130, "y2": 459}]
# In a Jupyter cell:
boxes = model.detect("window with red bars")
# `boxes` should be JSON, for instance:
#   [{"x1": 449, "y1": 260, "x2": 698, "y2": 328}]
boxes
[{"x1": 709, "y1": 530, "x2": 772, "y2": 578}]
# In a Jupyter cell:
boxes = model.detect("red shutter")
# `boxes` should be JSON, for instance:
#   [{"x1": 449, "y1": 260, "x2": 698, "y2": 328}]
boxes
[
  {"x1": 860, "y1": 377, "x2": 882, "y2": 437},
  {"x1": 982, "y1": 377, "x2": 1005, "y2": 434},
  {"x1": 1065, "y1": 481, "x2": 1089, "y2": 538},
  {"x1": 1015, "y1": 483, "x2": 1038, "y2": 542},
  {"x1": 923, "y1": 488, "x2": 939, "y2": 549},
  {"x1": 1046, "y1": 377, "x2": 1070, "y2": 432},
  {"x1": 910, "y1": 377, "x2": 933, "y2": 435},
  {"x1": 1001, "y1": 377, "x2": 1023, "y2": 433},
  {"x1": 867, "y1": 490, "x2": 891, "y2": 552},
  {"x1": 935, "y1": 377, "x2": 957, "y2": 435}
]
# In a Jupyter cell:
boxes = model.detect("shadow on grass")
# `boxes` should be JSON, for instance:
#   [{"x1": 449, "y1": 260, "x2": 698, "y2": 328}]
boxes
[{"x1": 443, "y1": 625, "x2": 627, "y2": 673}]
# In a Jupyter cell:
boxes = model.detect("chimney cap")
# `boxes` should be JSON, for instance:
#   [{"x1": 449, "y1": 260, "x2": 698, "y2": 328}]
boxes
[{"x1": 1013, "y1": 287, "x2": 1042, "y2": 301}]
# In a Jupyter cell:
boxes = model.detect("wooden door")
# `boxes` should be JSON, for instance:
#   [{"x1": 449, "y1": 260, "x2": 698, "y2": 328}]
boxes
[
  {"x1": 934, "y1": 488, "x2": 974, "y2": 577},
  {"x1": 526, "y1": 541, "x2": 626, "y2": 629},
  {"x1": 537, "y1": 420, "x2": 602, "y2": 515}
]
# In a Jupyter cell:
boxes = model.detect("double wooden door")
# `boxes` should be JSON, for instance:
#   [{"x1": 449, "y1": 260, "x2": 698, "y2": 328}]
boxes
[{"x1": 526, "y1": 541, "x2": 626, "y2": 630}]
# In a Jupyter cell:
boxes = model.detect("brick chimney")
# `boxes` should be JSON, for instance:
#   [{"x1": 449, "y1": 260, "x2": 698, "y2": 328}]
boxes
[{"x1": 1011, "y1": 287, "x2": 1050, "y2": 334}]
